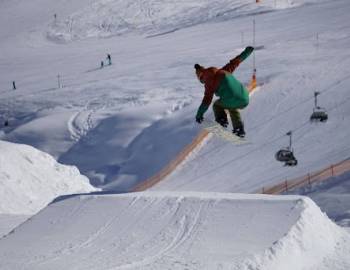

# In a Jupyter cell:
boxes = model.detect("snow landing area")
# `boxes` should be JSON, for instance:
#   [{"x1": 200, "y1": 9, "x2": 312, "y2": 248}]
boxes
[{"x1": 0, "y1": 192, "x2": 349, "y2": 270}]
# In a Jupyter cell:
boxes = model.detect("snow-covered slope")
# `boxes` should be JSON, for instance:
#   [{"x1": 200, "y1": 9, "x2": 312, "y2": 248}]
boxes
[
  {"x1": 0, "y1": 140, "x2": 98, "y2": 215},
  {"x1": 151, "y1": 0, "x2": 350, "y2": 193},
  {"x1": 0, "y1": 0, "x2": 350, "y2": 268},
  {"x1": 1, "y1": 0, "x2": 349, "y2": 193},
  {"x1": 47, "y1": 0, "x2": 318, "y2": 42},
  {"x1": 0, "y1": 192, "x2": 349, "y2": 270},
  {"x1": 0, "y1": 214, "x2": 28, "y2": 238}
]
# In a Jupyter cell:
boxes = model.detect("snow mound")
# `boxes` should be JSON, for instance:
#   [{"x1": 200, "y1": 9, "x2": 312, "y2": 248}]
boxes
[
  {"x1": 0, "y1": 192, "x2": 348, "y2": 269},
  {"x1": 46, "y1": 0, "x2": 317, "y2": 42},
  {"x1": 0, "y1": 140, "x2": 98, "y2": 215}
]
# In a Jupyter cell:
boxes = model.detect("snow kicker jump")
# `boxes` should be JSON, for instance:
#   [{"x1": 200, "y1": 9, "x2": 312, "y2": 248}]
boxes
[{"x1": 0, "y1": 192, "x2": 349, "y2": 270}]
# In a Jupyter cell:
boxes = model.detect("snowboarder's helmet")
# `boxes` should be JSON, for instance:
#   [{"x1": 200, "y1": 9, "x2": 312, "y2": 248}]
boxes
[{"x1": 194, "y1": 64, "x2": 205, "y2": 84}]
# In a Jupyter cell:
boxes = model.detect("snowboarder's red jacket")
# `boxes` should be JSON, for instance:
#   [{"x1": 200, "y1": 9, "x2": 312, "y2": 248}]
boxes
[{"x1": 195, "y1": 47, "x2": 254, "y2": 117}]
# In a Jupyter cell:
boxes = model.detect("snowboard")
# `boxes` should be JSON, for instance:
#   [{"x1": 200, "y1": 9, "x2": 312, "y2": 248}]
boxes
[{"x1": 201, "y1": 119, "x2": 249, "y2": 145}]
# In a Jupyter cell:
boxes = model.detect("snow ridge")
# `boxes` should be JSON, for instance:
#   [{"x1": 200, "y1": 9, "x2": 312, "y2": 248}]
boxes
[
  {"x1": 0, "y1": 140, "x2": 98, "y2": 215},
  {"x1": 241, "y1": 197, "x2": 350, "y2": 270}
]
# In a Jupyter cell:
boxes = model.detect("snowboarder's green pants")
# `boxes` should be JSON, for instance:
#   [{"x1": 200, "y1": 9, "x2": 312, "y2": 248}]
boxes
[{"x1": 213, "y1": 99, "x2": 243, "y2": 129}]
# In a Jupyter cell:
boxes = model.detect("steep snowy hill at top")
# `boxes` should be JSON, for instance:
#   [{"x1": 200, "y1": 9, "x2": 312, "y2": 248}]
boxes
[
  {"x1": 0, "y1": 192, "x2": 349, "y2": 269},
  {"x1": 0, "y1": 140, "x2": 98, "y2": 215},
  {"x1": 47, "y1": 0, "x2": 321, "y2": 42}
]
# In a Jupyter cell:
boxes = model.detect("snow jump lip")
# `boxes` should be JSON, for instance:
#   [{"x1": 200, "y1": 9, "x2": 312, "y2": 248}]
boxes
[{"x1": 0, "y1": 192, "x2": 346, "y2": 270}]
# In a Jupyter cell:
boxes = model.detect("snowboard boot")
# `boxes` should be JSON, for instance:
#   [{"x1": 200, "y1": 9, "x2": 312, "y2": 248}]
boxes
[
  {"x1": 233, "y1": 124, "x2": 245, "y2": 138},
  {"x1": 215, "y1": 117, "x2": 229, "y2": 128}
]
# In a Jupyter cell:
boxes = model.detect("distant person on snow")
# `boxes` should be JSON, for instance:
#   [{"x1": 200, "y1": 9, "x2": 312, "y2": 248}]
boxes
[
  {"x1": 107, "y1": 54, "x2": 112, "y2": 65},
  {"x1": 194, "y1": 46, "x2": 254, "y2": 138}
]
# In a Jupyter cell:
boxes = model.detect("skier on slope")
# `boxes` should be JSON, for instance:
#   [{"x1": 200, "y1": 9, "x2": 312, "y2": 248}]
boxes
[
  {"x1": 107, "y1": 54, "x2": 112, "y2": 65},
  {"x1": 194, "y1": 46, "x2": 254, "y2": 138}
]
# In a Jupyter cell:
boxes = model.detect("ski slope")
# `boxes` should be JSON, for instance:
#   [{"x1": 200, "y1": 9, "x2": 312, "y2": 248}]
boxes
[
  {"x1": 1, "y1": 0, "x2": 349, "y2": 194},
  {"x1": 0, "y1": 192, "x2": 349, "y2": 270},
  {"x1": 46, "y1": 0, "x2": 318, "y2": 42},
  {"x1": 150, "y1": 0, "x2": 350, "y2": 194}
]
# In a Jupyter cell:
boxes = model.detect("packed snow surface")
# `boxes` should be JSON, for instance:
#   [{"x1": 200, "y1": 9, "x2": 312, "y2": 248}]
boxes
[
  {"x1": 0, "y1": 0, "x2": 350, "y2": 268},
  {"x1": 0, "y1": 215, "x2": 28, "y2": 238},
  {"x1": 0, "y1": 192, "x2": 349, "y2": 270},
  {"x1": 0, "y1": 140, "x2": 97, "y2": 215}
]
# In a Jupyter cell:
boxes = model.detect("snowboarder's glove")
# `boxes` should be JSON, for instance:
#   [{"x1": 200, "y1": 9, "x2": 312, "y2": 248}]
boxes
[
  {"x1": 246, "y1": 46, "x2": 254, "y2": 52},
  {"x1": 195, "y1": 104, "x2": 208, "y2": 124},
  {"x1": 196, "y1": 115, "x2": 204, "y2": 124},
  {"x1": 239, "y1": 46, "x2": 254, "y2": 62}
]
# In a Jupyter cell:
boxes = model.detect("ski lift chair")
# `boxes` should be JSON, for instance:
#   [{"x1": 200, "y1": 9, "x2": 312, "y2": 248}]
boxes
[
  {"x1": 275, "y1": 131, "x2": 298, "y2": 167},
  {"x1": 275, "y1": 148, "x2": 298, "y2": 166},
  {"x1": 310, "y1": 91, "x2": 328, "y2": 122},
  {"x1": 310, "y1": 107, "x2": 328, "y2": 122}
]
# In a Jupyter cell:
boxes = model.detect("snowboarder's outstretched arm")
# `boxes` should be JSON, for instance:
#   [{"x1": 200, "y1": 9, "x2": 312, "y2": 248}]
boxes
[
  {"x1": 221, "y1": 46, "x2": 254, "y2": 73},
  {"x1": 195, "y1": 83, "x2": 214, "y2": 122}
]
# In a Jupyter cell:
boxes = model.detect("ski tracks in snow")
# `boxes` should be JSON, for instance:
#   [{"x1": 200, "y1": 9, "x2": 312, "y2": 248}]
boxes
[
  {"x1": 26, "y1": 196, "x2": 142, "y2": 267},
  {"x1": 67, "y1": 99, "x2": 105, "y2": 142},
  {"x1": 25, "y1": 196, "x2": 214, "y2": 270},
  {"x1": 107, "y1": 198, "x2": 212, "y2": 270}
]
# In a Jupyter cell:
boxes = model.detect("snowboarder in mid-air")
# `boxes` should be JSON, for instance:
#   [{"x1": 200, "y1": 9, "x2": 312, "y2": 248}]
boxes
[{"x1": 194, "y1": 46, "x2": 254, "y2": 138}]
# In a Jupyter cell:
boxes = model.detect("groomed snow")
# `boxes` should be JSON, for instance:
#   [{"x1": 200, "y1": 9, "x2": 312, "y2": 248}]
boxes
[
  {"x1": 0, "y1": 192, "x2": 349, "y2": 270},
  {"x1": 0, "y1": 140, "x2": 98, "y2": 215}
]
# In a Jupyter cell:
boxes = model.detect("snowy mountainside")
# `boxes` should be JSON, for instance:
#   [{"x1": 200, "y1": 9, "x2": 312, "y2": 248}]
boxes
[
  {"x1": 0, "y1": 140, "x2": 98, "y2": 215},
  {"x1": 0, "y1": 0, "x2": 350, "y2": 194},
  {"x1": 0, "y1": 192, "x2": 348, "y2": 269},
  {"x1": 47, "y1": 0, "x2": 322, "y2": 42},
  {"x1": 0, "y1": 0, "x2": 350, "y2": 268},
  {"x1": 0, "y1": 0, "x2": 97, "y2": 45}
]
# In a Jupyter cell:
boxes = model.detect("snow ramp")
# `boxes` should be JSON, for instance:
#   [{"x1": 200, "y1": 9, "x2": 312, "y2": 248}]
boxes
[{"x1": 0, "y1": 192, "x2": 349, "y2": 270}]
